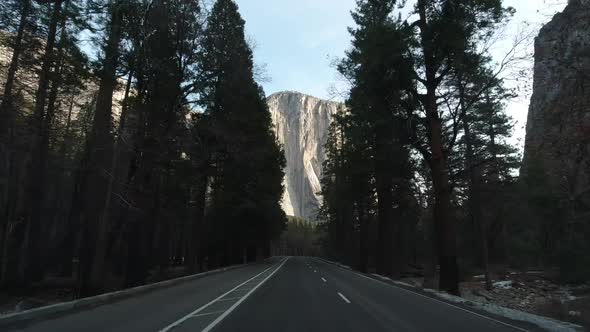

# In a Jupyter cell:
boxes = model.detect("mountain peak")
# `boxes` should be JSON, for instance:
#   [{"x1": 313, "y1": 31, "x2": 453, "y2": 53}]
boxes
[{"x1": 267, "y1": 91, "x2": 342, "y2": 104}]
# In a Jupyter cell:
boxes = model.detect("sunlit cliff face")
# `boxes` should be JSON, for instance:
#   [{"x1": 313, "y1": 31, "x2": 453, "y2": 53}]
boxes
[{"x1": 268, "y1": 91, "x2": 342, "y2": 222}]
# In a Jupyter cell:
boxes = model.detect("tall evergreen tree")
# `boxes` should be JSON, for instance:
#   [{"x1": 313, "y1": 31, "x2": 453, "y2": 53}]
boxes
[
  {"x1": 450, "y1": 51, "x2": 518, "y2": 289},
  {"x1": 409, "y1": 0, "x2": 510, "y2": 294},
  {"x1": 335, "y1": 0, "x2": 414, "y2": 277},
  {"x1": 77, "y1": 0, "x2": 126, "y2": 296},
  {"x1": 199, "y1": 0, "x2": 286, "y2": 265},
  {"x1": 0, "y1": 0, "x2": 34, "y2": 284}
]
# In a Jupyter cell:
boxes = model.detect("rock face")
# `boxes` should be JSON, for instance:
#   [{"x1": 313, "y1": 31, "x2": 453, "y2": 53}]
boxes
[
  {"x1": 521, "y1": 0, "x2": 590, "y2": 205},
  {"x1": 268, "y1": 92, "x2": 342, "y2": 222}
]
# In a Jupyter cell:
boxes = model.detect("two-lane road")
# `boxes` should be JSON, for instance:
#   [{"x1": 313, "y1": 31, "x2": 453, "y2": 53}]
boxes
[
  {"x1": 214, "y1": 257, "x2": 536, "y2": 332},
  {"x1": 11, "y1": 257, "x2": 540, "y2": 331}
]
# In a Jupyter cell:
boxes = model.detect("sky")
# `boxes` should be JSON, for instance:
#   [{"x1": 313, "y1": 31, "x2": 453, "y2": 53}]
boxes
[{"x1": 235, "y1": 0, "x2": 569, "y2": 148}]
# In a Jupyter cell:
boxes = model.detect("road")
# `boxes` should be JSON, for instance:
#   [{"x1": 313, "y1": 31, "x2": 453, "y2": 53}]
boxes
[{"x1": 10, "y1": 257, "x2": 540, "y2": 332}]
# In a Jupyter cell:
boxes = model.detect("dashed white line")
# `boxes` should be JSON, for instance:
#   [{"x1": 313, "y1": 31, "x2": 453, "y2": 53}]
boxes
[
  {"x1": 314, "y1": 258, "x2": 529, "y2": 332},
  {"x1": 338, "y1": 292, "x2": 351, "y2": 304},
  {"x1": 201, "y1": 257, "x2": 290, "y2": 332},
  {"x1": 314, "y1": 270, "x2": 317, "y2": 273},
  {"x1": 321, "y1": 277, "x2": 327, "y2": 283},
  {"x1": 159, "y1": 259, "x2": 285, "y2": 332}
]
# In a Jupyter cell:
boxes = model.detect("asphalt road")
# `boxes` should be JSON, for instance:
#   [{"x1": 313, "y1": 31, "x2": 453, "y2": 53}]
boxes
[{"x1": 11, "y1": 256, "x2": 541, "y2": 332}]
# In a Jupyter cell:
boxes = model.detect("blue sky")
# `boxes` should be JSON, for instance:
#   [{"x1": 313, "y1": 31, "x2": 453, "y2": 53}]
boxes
[
  {"x1": 235, "y1": 0, "x2": 568, "y2": 146},
  {"x1": 235, "y1": 0, "x2": 356, "y2": 101}
]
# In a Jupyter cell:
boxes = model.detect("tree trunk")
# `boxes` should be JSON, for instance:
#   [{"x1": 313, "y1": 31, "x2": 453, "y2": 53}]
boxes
[
  {"x1": 375, "y1": 173, "x2": 394, "y2": 276},
  {"x1": 20, "y1": 0, "x2": 64, "y2": 285},
  {"x1": 41, "y1": 4, "x2": 69, "y2": 240},
  {"x1": 187, "y1": 173, "x2": 207, "y2": 273},
  {"x1": 88, "y1": 66, "x2": 134, "y2": 286},
  {"x1": 417, "y1": 0, "x2": 459, "y2": 295},
  {"x1": 375, "y1": 125, "x2": 396, "y2": 277},
  {"x1": 394, "y1": 148, "x2": 414, "y2": 277},
  {"x1": 0, "y1": 1, "x2": 31, "y2": 271},
  {"x1": 460, "y1": 85, "x2": 492, "y2": 291},
  {"x1": 125, "y1": 0, "x2": 180, "y2": 286},
  {"x1": 462, "y1": 116, "x2": 492, "y2": 290},
  {"x1": 358, "y1": 198, "x2": 369, "y2": 273},
  {"x1": 79, "y1": 1, "x2": 123, "y2": 296}
]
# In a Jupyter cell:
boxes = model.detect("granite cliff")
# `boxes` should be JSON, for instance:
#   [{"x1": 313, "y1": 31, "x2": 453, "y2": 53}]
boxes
[
  {"x1": 268, "y1": 92, "x2": 342, "y2": 222},
  {"x1": 521, "y1": 0, "x2": 590, "y2": 216}
]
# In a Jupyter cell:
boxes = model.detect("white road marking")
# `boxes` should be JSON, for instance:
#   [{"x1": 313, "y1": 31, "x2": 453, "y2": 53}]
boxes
[
  {"x1": 321, "y1": 277, "x2": 327, "y2": 283},
  {"x1": 338, "y1": 292, "x2": 351, "y2": 304},
  {"x1": 201, "y1": 257, "x2": 290, "y2": 332},
  {"x1": 159, "y1": 259, "x2": 284, "y2": 332},
  {"x1": 314, "y1": 258, "x2": 529, "y2": 332},
  {"x1": 371, "y1": 273, "x2": 392, "y2": 281},
  {"x1": 314, "y1": 270, "x2": 317, "y2": 273},
  {"x1": 231, "y1": 287, "x2": 254, "y2": 292},
  {"x1": 190, "y1": 310, "x2": 226, "y2": 318},
  {"x1": 217, "y1": 296, "x2": 242, "y2": 302}
]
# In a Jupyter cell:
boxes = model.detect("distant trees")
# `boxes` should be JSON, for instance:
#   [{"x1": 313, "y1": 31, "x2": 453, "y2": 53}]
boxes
[
  {"x1": 0, "y1": 0, "x2": 285, "y2": 297},
  {"x1": 274, "y1": 216, "x2": 320, "y2": 257}
]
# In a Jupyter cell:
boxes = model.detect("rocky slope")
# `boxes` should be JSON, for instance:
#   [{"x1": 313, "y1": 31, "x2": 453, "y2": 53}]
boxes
[
  {"x1": 268, "y1": 92, "x2": 342, "y2": 222},
  {"x1": 521, "y1": 0, "x2": 590, "y2": 208}
]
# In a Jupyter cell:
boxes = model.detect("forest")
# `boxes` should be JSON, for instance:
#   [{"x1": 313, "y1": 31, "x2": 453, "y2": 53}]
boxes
[
  {"x1": 319, "y1": 0, "x2": 590, "y2": 298},
  {"x1": 0, "y1": 0, "x2": 286, "y2": 298}
]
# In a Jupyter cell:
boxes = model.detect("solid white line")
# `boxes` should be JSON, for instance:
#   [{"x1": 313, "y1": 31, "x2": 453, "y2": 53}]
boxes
[
  {"x1": 231, "y1": 287, "x2": 254, "y2": 292},
  {"x1": 371, "y1": 273, "x2": 392, "y2": 281},
  {"x1": 158, "y1": 261, "x2": 280, "y2": 332},
  {"x1": 190, "y1": 310, "x2": 226, "y2": 318},
  {"x1": 321, "y1": 277, "x2": 327, "y2": 283},
  {"x1": 201, "y1": 257, "x2": 290, "y2": 332},
  {"x1": 338, "y1": 292, "x2": 351, "y2": 304},
  {"x1": 216, "y1": 296, "x2": 242, "y2": 302},
  {"x1": 314, "y1": 258, "x2": 529, "y2": 332}
]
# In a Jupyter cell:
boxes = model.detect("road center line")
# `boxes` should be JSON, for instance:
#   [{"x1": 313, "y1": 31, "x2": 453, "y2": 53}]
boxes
[
  {"x1": 201, "y1": 257, "x2": 290, "y2": 332},
  {"x1": 159, "y1": 259, "x2": 282, "y2": 332},
  {"x1": 321, "y1": 277, "x2": 327, "y2": 283},
  {"x1": 338, "y1": 292, "x2": 351, "y2": 304}
]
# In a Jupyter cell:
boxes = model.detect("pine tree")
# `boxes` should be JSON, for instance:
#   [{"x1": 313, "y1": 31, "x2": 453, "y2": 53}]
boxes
[
  {"x1": 409, "y1": 0, "x2": 510, "y2": 294},
  {"x1": 0, "y1": 0, "x2": 34, "y2": 285},
  {"x1": 77, "y1": 0, "x2": 126, "y2": 296},
  {"x1": 449, "y1": 50, "x2": 518, "y2": 289},
  {"x1": 199, "y1": 0, "x2": 286, "y2": 264},
  {"x1": 336, "y1": 0, "x2": 415, "y2": 277},
  {"x1": 23, "y1": 0, "x2": 92, "y2": 285}
]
